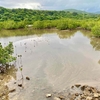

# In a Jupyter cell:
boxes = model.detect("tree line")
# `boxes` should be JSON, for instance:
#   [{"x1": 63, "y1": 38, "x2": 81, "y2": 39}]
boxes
[{"x1": 0, "y1": 7, "x2": 100, "y2": 37}]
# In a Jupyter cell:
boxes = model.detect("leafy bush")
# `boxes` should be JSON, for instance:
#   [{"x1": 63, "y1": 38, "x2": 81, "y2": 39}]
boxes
[
  {"x1": 33, "y1": 21, "x2": 44, "y2": 29},
  {"x1": 0, "y1": 42, "x2": 16, "y2": 66},
  {"x1": 56, "y1": 19, "x2": 79, "y2": 30},
  {"x1": 92, "y1": 25, "x2": 100, "y2": 37},
  {"x1": 80, "y1": 20, "x2": 95, "y2": 30},
  {"x1": 3, "y1": 20, "x2": 17, "y2": 29}
]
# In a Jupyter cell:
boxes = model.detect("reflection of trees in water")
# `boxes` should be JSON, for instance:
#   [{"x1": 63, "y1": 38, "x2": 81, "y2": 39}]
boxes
[
  {"x1": 68, "y1": 30, "x2": 100, "y2": 65},
  {"x1": 57, "y1": 30, "x2": 76, "y2": 39},
  {"x1": 0, "y1": 29, "x2": 77, "y2": 38},
  {"x1": 90, "y1": 37, "x2": 100, "y2": 51},
  {"x1": 80, "y1": 30, "x2": 92, "y2": 38},
  {"x1": 82, "y1": 30, "x2": 100, "y2": 65},
  {"x1": 80, "y1": 30, "x2": 100, "y2": 51},
  {"x1": 0, "y1": 29, "x2": 56, "y2": 37},
  {"x1": 90, "y1": 37, "x2": 100, "y2": 65}
]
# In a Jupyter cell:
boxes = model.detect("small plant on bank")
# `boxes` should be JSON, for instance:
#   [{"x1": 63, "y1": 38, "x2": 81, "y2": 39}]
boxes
[{"x1": 0, "y1": 42, "x2": 16, "y2": 73}]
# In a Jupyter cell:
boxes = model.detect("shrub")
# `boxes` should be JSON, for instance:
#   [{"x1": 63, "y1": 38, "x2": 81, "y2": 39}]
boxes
[
  {"x1": 0, "y1": 42, "x2": 16, "y2": 66},
  {"x1": 92, "y1": 25, "x2": 100, "y2": 37}
]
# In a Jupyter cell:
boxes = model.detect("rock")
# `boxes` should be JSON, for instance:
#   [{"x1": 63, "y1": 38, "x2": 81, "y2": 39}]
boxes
[
  {"x1": 81, "y1": 85, "x2": 88, "y2": 91},
  {"x1": 0, "y1": 76, "x2": 3, "y2": 80},
  {"x1": 26, "y1": 77, "x2": 30, "y2": 80},
  {"x1": 75, "y1": 93, "x2": 79, "y2": 96},
  {"x1": 58, "y1": 95, "x2": 65, "y2": 99},
  {"x1": 75, "y1": 84, "x2": 81, "y2": 88},
  {"x1": 14, "y1": 82, "x2": 17, "y2": 84},
  {"x1": 98, "y1": 60, "x2": 100, "y2": 64},
  {"x1": 70, "y1": 94, "x2": 76, "y2": 100},
  {"x1": 0, "y1": 85, "x2": 9, "y2": 100},
  {"x1": 83, "y1": 89, "x2": 91, "y2": 96},
  {"x1": 94, "y1": 93, "x2": 99, "y2": 98},
  {"x1": 81, "y1": 94, "x2": 86, "y2": 99},
  {"x1": 86, "y1": 96, "x2": 92, "y2": 100},
  {"x1": 90, "y1": 87, "x2": 97, "y2": 93},
  {"x1": 9, "y1": 89, "x2": 16, "y2": 93},
  {"x1": 0, "y1": 67, "x2": 6, "y2": 73},
  {"x1": 18, "y1": 84, "x2": 22, "y2": 87},
  {"x1": 2, "y1": 96, "x2": 6, "y2": 100},
  {"x1": 71, "y1": 86, "x2": 74, "y2": 89},
  {"x1": 54, "y1": 97, "x2": 61, "y2": 100},
  {"x1": 46, "y1": 94, "x2": 52, "y2": 98}
]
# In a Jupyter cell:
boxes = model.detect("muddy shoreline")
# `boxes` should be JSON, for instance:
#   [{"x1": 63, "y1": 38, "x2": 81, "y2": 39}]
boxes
[{"x1": 1, "y1": 73, "x2": 100, "y2": 100}]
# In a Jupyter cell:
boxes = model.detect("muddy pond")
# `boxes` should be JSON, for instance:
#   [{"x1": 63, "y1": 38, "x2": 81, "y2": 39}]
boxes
[{"x1": 0, "y1": 29, "x2": 100, "y2": 100}]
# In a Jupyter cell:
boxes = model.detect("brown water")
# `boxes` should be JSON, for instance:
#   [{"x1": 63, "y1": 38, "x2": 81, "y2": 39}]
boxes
[{"x1": 0, "y1": 29, "x2": 100, "y2": 100}]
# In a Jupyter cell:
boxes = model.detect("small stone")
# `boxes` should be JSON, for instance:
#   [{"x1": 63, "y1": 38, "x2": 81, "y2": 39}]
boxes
[
  {"x1": 2, "y1": 96, "x2": 6, "y2": 100},
  {"x1": 86, "y1": 96, "x2": 92, "y2": 100},
  {"x1": 94, "y1": 93, "x2": 99, "y2": 98},
  {"x1": 54, "y1": 97, "x2": 61, "y2": 100},
  {"x1": 80, "y1": 94, "x2": 86, "y2": 99},
  {"x1": 91, "y1": 87, "x2": 97, "y2": 93},
  {"x1": 14, "y1": 82, "x2": 16, "y2": 84},
  {"x1": 58, "y1": 95, "x2": 65, "y2": 99},
  {"x1": 75, "y1": 84, "x2": 81, "y2": 88},
  {"x1": 46, "y1": 94, "x2": 52, "y2": 98},
  {"x1": 71, "y1": 86, "x2": 74, "y2": 89},
  {"x1": 83, "y1": 89, "x2": 91, "y2": 96},
  {"x1": 98, "y1": 60, "x2": 100, "y2": 64},
  {"x1": 81, "y1": 85, "x2": 88, "y2": 91},
  {"x1": 9, "y1": 89, "x2": 16, "y2": 93},
  {"x1": 18, "y1": 84, "x2": 22, "y2": 87},
  {"x1": 75, "y1": 93, "x2": 79, "y2": 96},
  {"x1": 70, "y1": 94, "x2": 76, "y2": 100},
  {"x1": 26, "y1": 77, "x2": 30, "y2": 80}
]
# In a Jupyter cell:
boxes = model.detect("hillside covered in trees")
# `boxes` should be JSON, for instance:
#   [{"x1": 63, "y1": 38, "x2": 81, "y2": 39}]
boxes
[
  {"x1": 0, "y1": 7, "x2": 98, "y2": 22},
  {"x1": 0, "y1": 7, "x2": 100, "y2": 37}
]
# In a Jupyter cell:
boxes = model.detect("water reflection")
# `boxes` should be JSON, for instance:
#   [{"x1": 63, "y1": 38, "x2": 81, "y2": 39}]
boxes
[
  {"x1": 0, "y1": 29, "x2": 57, "y2": 37},
  {"x1": 80, "y1": 30, "x2": 100, "y2": 64},
  {"x1": 90, "y1": 37, "x2": 100, "y2": 51},
  {"x1": 57, "y1": 30, "x2": 76, "y2": 39},
  {"x1": 79, "y1": 30, "x2": 100, "y2": 51},
  {"x1": 90, "y1": 37, "x2": 100, "y2": 65},
  {"x1": 0, "y1": 29, "x2": 77, "y2": 39},
  {"x1": 0, "y1": 29, "x2": 100, "y2": 100}
]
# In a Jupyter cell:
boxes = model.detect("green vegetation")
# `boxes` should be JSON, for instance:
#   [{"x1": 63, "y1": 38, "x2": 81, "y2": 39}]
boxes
[
  {"x1": 92, "y1": 24, "x2": 100, "y2": 37},
  {"x1": 0, "y1": 7, "x2": 100, "y2": 37},
  {"x1": 0, "y1": 42, "x2": 16, "y2": 66}
]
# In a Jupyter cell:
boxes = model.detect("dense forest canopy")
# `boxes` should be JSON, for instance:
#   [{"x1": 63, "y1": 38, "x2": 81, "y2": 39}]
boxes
[
  {"x1": 0, "y1": 7, "x2": 100, "y2": 37},
  {"x1": 0, "y1": 6, "x2": 98, "y2": 22}
]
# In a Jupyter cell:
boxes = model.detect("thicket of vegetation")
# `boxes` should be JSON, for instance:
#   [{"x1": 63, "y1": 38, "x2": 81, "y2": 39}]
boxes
[
  {"x1": 0, "y1": 42, "x2": 16, "y2": 66},
  {"x1": 0, "y1": 7, "x2": 100, "y2": 37}
]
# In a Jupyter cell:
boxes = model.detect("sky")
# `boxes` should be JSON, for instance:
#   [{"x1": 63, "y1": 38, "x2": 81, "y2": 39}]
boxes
[{"x1": 0, "y1": 0, "x2": 100, "y2": 12}]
